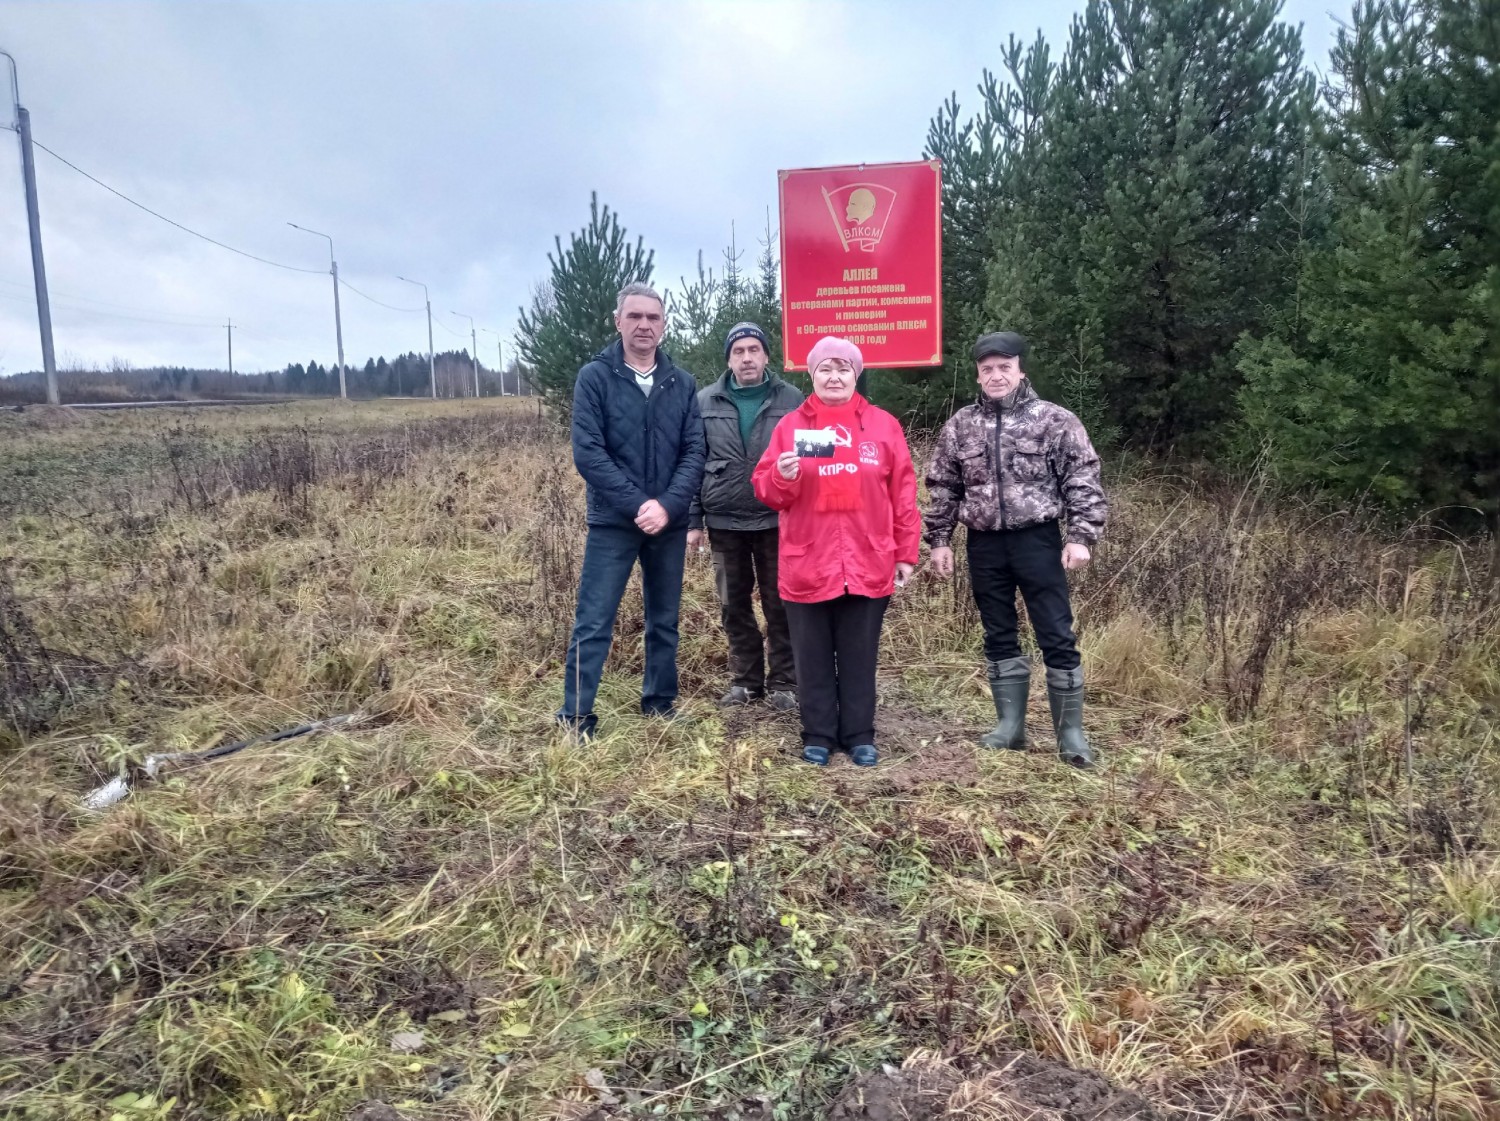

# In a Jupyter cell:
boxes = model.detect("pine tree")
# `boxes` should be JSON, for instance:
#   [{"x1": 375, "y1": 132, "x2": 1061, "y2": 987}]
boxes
[
  {"x1": 925, "y1": 36, "x2": 1045, "y2": 415},
  {"x1": 514, "y1": 193, "x2": 655, "y2": 413},
  {"x1": 665, "y1": 219, "x2": 792, "y2": 388},
  {"x1": 753, "y1": 208, "x2": 786, "y2": 375},
  {"x1": 721, "y1": 222, "x2": 745, "y2": 312},
  {"x1": 1056, "y1": 319, "x2": 1120, "y2": 448},
  {"x1": 664, "y1": 250, "x2": 720, "y2": 383},
  {"x1": 1237, "y1": 0, "x2": 1499, "y2": 542},
  {"x1": 938, "y1": 0, "x2": 1312, "y2": 451}
]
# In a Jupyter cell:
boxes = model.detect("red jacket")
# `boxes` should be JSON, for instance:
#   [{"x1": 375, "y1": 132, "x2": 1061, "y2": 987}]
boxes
[{"x1": 751, "y1": 394, "x2": 922, "y2": 603}]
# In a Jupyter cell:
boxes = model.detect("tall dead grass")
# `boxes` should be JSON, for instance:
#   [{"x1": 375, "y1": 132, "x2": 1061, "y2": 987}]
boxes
[{"x1": 0, "y1": 399, "x2": 1495, "y2": 1121}]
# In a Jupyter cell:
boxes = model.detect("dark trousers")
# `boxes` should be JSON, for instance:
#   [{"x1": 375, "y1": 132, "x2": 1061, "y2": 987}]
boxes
[
  {"x1": 784, "y1": 594, "x2": 889, "y2": 750},
  {"x1": 966, "y1": 520, "x2": 1081, "y2": 671},
  {"x1": 709, "y1": 527, "x2": 796, "y2": 693},
  {"x1": 561, "y1": 523, "x2": 687, "y2": 722}
]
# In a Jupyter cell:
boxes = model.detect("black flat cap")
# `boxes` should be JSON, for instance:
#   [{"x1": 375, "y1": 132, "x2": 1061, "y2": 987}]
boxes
[{"x1": 973, "y1": 331, "x2": 1027, "y2": 362}]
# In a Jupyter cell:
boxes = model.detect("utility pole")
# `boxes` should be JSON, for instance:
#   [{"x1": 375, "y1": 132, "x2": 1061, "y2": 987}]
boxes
[
  {"x1": 452, "y1": 311, "x2": 479, "y2": 397},
  {"x1": 226, "y1": 318, "x2": 234, "y2": 381},
  {"x1": 481, "y1": 328, "x2": 504, "y2": 395},
  {"x1": 331, "y1": 259, "x2": 346, "y2": 397},
  {"x1": 3, "y1": 51, "x2": 58, "y2": 405},
  {"x1": 398, "y1": 276, "x2": 436, "y2": 399},
  {"x1": 288, "y1": 223, "x2": 347, "y2": 399}
]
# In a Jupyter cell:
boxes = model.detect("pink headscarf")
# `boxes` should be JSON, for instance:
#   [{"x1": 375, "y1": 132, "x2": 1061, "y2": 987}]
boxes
[{"x1": 806, "y1": 336, "x2": 864, "y2": 377}]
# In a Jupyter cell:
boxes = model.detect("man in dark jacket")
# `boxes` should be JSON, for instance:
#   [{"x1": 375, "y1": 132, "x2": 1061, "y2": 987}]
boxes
[
  {"x1": 925, "y1": 332, "x2": 1108, "y2": 768},
  {"x1": 557, "y1": 282, "x2": 706, "y2": 738},
  {"x1": 687, "y1": 322, "x2": 804, "y2": 711}
]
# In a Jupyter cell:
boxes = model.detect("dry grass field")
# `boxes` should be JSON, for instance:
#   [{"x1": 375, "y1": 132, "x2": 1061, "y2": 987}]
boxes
[{"x1": 0, "y1": 397, "x2": 1496, "y2": 1121}]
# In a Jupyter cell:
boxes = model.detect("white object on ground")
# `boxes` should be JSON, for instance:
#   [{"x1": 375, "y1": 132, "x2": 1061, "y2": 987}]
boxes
[
  {"x1": 79, "y1": 713, "x2": 365, "y2": 812},
  {"x1": 80, "y1": 775, "x2": 130, "y2": 811}
]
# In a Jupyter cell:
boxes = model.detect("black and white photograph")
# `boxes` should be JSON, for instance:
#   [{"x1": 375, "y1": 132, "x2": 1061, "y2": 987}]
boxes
[{"x1": 793, "y1": 427, "x2": 836, "y2": 458}]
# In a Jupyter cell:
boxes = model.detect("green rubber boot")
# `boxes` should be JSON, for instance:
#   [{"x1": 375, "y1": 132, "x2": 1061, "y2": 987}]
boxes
[
  {"x1": 980, "y1": 657, "x2": 1030, "y2": 750},
  {"x1": 1046, "y1": 666, "x2": 1095, "y2": 769}
]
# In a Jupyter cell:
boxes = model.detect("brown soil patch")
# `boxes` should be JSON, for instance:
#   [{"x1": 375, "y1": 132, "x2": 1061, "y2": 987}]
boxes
[
  {"x1": 875, "y1": 735, "x2": 981, "y2": 792},
  {"x1": 829, "y1": 1051, "x2": 1160, "y2": 1121},
  {"x1": 868, "y1": 698, "x2": 981, "y2": 791},
  {"x1": 828, "y1": 1059, "x2": 960, "y2": 1120},
  {"x1": 719, "y1": 689, "x2": 984, "y2": 791}
]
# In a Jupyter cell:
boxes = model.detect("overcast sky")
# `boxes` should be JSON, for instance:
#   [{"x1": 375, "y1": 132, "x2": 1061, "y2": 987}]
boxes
[{"x1": 0, "y1": 1, "x2": 1340, "y2": 377}]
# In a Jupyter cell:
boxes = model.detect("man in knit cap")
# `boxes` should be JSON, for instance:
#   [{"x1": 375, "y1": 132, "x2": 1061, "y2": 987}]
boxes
[
  {"x1": 925, "y1": 331, "x2": 1108, "y2": 768},
  {"x1": 688, "y1": 322, "x2": 804, "y2": 710}
]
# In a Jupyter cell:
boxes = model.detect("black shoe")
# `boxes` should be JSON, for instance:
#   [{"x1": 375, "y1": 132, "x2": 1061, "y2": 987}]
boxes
[
  {"x1": 801, "y1": 744, "x2": 830, "y2": 766},
  {"x1": 766, "y1": 690, "x2": 798, "y2": 713},
  {"x1": 718, "y1": 686, "x2": 762, "y2": 707}
]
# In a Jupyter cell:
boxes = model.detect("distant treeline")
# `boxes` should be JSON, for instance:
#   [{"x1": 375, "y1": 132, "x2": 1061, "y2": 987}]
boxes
[{"x1": 0, "y1": 351, "x2": 538, "y2": 405}]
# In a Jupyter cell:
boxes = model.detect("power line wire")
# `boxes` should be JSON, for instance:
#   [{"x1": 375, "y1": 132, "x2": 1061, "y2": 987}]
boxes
[
  {"x1": 58, "y1": 306, "x2": 220, "y2": 330},
  {"x1": 0, "y1": 289, "x2": 222, "y2": 329},
  {"x1": 337, "y1": 277, "x2": 424, "y2": 314},
  {"x1": 0, "y1": 277, "x2": 225, "y2": 325},
  {"x1": 30, "y1": 138, "x2": 326, "y2": 275},
  {"x1": 16, "y1": 137, "x2": 468, "y2": 368}
]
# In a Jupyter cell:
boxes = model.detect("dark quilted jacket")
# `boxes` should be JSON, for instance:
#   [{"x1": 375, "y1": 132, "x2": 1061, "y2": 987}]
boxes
[{"x1": 570, "y1": 339, "x2": 706, "y2": 530}]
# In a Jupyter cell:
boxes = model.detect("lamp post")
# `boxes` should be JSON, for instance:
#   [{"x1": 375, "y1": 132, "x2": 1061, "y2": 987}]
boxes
[
  {"x1": 2, "y1": 50, "x2": 58, "y2": 405},
  {"x1": 480, "y1": 328, "x2": 505, "y2": 395},
  {"x1": 287, "y1": 223, "x2": 347, "y2": 399},
  {"x1": 451, "y1": 311, "x2": 479, "y2": 398},
  {"x1": 397, "y1": 276, "x2": 436, "y2": 399}
]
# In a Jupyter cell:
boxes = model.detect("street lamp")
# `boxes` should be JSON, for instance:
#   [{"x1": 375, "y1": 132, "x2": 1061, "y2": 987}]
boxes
[
  {"x1": 397, "y1": 276, "x2": 436, "y2": 399},
  {"x1": 287, "y1": 223, "x2": 347, "y2": 399},
  {"x1": 480, "y1": 327, "x2": 505, "y2": 395},
  {"x1": 451, "y1": 311, "x2": 479, "y2": 398},
  {"x1": 2, "y1": 50, "x2": 58, "y2": 405}
]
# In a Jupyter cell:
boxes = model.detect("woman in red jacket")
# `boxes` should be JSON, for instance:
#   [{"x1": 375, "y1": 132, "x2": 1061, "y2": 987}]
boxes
[{"x1": 751, "y1": 336, "x2": 921, "y2": 767}]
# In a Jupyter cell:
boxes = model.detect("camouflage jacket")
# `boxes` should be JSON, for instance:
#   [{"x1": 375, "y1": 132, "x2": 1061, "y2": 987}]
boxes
[{"x1": 923, "y1": 380, "x2": 1108, "y2": 548}]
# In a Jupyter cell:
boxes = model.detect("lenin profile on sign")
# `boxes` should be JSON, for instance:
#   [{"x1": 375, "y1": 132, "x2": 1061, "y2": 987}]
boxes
[{"x1": 845, "y1": 188, "x2": 877, "y2": 224}]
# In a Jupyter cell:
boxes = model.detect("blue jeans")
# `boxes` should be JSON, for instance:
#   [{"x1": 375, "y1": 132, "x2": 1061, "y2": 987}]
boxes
[{"x1": 559, "y1": 524, "x2": 688, "y2": 729}]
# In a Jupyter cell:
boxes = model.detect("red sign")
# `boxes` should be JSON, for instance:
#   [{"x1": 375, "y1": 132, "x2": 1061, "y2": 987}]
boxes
[{"x1": 778, "y1": 160, "x2": 942, "y2": 371}]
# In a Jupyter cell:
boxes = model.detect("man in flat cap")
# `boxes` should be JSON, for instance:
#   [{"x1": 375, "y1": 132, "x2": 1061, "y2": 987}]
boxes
[
  {"x1": 688, "y1": 322, "x2": 804, "y2": 710},
  {"x1": 924, "y1": 332, "x2": 1108, "y2": 768}
]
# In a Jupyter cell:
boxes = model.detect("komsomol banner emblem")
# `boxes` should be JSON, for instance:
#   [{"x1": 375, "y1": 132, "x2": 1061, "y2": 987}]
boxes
[
  {"x1": 780, "y1": 160, "x2": 942, "y2": 370},
  {"x1": 821, "y1": 183, "x2": 898, "y2": 253}
]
